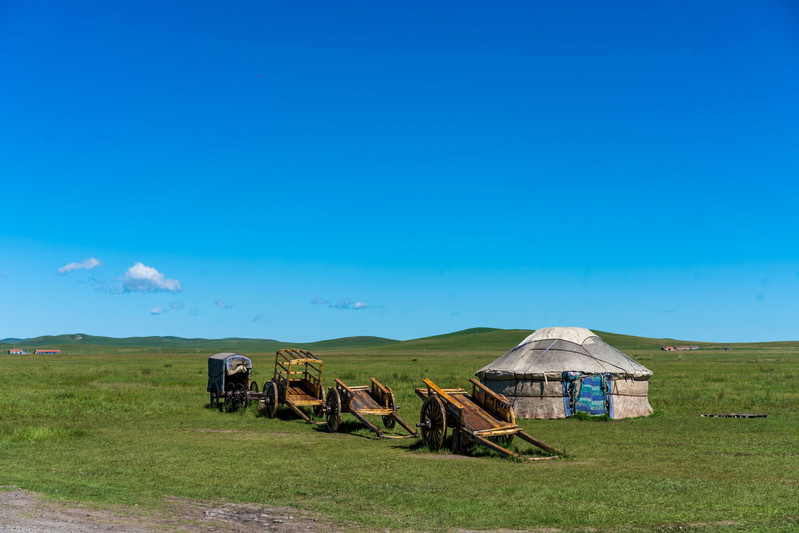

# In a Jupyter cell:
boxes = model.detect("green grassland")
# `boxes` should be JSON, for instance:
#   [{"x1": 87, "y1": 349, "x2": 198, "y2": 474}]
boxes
[{"x1": 1, "y1": 329, "x2": 798, "y2": 531}]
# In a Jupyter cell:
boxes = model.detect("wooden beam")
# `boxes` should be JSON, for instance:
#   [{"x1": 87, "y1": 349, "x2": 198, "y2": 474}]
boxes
[
  {"x1": 422, "y1": 378, "x2": 465, "y2": 410},
  {"x1": 516, "y1": 430, "x2": 564, "y2": 456}
]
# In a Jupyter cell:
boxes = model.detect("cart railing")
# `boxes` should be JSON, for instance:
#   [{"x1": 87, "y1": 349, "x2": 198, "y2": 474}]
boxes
[
  {"x1": 421, "y1": 378, "x2": 464, "y2": 417},
  {"x1": 469, "y1": 378, "x2": 515, "y2": 425},
  {"x1": 302, "y1": 365, "x2": 324, "y2": 398},
  {"x1": 370, "y1": 377, "x2": 391, "y2": 407},
  {"x1": 274, "y1": 349, "x2": 322, "y2": 376},
  {"x1": 273, "y1": 349, "x2": 324, "y2": 399}
]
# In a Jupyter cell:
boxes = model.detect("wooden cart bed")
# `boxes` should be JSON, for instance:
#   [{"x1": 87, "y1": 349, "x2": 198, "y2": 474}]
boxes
[
  {"x1": 259, "y1": 349, "x2": 326, "y2": 423},
  {"x1": 415, "y1": 377, "x2": 563, "y2": 461},
  {"x1": 325, "y1": 378, "x2": 418, "y2": 439},
  {"x1": 286, "y1": 385, "x2": 322, "y2": 406},
  {"x1": 346, "y1": 386, "x2": 391, "y2": 413}
]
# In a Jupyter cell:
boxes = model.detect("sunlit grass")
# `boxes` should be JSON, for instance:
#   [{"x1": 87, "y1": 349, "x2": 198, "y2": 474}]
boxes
[{"x1": 0, "y1": 339, "x2": 798, "y2": 531}]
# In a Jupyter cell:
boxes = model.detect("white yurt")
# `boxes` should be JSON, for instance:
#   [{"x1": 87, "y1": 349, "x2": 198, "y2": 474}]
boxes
[{"x1": 475, "y1": 327, "x2": 653, "y2": 419}]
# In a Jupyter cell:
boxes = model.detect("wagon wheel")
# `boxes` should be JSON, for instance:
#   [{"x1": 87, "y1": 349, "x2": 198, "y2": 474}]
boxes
[
  {"x1": 229, "y1": 385, "x2": 240, "y2": 412},
  {"x1": 325, "y1": 388, "x2": 341, "y2": 433},
  {"x1": 264, "y1": 380, "x2": 278, "y2": 418},
  {"x1": 382, "y1": 389, "x2": 396, "y2": 429},
  {"x1": 420, "y1": 396, "x2": 447, "y2": 450},
  {"x1": 233, "y1": 383, "x2": 249, "y2": 412},
  {"x1": 223, "y1": 383, "x2": 234, "y2": 412},
  {"x1": 249, "y1": 381, "x2": 259, "y2": 393}
]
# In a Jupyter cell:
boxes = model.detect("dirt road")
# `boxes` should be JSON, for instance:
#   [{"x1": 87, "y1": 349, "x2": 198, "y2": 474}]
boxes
[{"x1": 0, "y1": 488, "x2": 342, "y2": 532}]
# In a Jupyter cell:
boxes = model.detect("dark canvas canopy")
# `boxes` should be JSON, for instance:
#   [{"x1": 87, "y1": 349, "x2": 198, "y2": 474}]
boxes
[{"x1": 207, "y1": 352, "x2": 252, "y2": 392}]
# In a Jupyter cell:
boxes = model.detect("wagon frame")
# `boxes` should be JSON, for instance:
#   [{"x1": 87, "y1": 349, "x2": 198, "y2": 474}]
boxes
[
  {"x1": 415, "y1": 377, "x2": 563, "y2": 461},
  {"x1": 325, "y1": 378, "x2": 418, "y2": 438},
  {"x1": 260, "y1": 349, "x2": 325, "y2": 423}
]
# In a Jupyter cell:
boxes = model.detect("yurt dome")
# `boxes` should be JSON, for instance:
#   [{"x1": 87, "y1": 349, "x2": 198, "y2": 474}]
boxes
[{"x1": 476, "y1": 327, "x2": 653, "y2": 419}]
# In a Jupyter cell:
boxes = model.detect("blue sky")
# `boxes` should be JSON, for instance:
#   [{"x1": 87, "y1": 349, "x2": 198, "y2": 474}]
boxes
[{"x1": 2, "y1": 1, "x2": 798, "y2": 342}]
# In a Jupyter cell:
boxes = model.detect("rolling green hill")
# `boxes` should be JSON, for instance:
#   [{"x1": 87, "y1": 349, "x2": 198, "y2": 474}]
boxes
[
  {"x1": 3, "y1": 328, "x2": 796, "y2": 356},
  {"x1": 0, "y1": 332, "x2": 398, "y2": 354}
]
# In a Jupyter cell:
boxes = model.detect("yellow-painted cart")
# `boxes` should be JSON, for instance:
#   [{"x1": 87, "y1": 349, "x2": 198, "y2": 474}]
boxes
[
  {"x1": 260, "y1": 349, "x2": 325, "y2": 424},
  {"x1": 325, "y1": 378, "x2": 418, "y2": 438},
  {"x1": 415, "y1": 378, "x2": 563, "y2": 461}
]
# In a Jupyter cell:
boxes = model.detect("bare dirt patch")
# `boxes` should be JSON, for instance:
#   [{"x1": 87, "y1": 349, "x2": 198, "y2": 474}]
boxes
[{"x1": 0, "y1": 487, "x2": 344, "y2": 532}]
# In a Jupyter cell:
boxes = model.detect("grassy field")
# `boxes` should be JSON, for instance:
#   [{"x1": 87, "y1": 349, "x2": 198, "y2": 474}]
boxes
[{"x1": 1, "y1": 329, "x2": 798, "y2": 531}]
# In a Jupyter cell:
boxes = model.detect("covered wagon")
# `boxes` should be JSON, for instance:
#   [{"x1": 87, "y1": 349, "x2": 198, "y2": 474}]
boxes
[{"x1": 207, "y1": 352, "x2": 253, "y2": 411}]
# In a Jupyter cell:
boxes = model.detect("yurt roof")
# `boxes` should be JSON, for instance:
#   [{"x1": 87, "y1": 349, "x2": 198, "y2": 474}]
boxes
[{"x1": 476, "y1": 327, "x2": 652, "y2": 381}]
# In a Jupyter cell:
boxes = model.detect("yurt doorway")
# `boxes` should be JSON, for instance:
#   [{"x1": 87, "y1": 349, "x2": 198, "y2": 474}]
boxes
[
  {"x1": 573, "y1": 375, "x2": 610, "y2": 416},
  {"x1": 563, "y1": 372, "x2": 613, "y2": 416}
]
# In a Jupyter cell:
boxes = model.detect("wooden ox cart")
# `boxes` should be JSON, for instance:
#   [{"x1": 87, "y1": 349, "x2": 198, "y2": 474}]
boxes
[
  {"x1": 325, "y1": 378, "x2": 418, "y2": 438},
  {"x1": 260, "y1": 349, "x2": 326, "y2": 423},
  {"x1": 415, "y1": 378, "x2": 564, "y2": 461}
]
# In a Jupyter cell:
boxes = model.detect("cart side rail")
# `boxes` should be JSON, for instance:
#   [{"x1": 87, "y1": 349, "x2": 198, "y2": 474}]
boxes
[
  {"x1": 276, "y1": 348, "x2": 319, "y2": 362},
  {"x1": 469, "y1": 378, "x2": 515, "y2": 425},
  {"x1": 334, "y1": 378, "x2": 353, "y2": 393},
  {"x1": 274, "y1": 348, "x2": 322, "y2": 379},
  {"x1": 333, "y1": 378, "x2": 354, "y2": 408},
  {"x1": 369, "y1": 377, "x2": 392, "y2": 407},
  {"x1": 421, "y1": 378, "x2": 465, "y2": 412}
]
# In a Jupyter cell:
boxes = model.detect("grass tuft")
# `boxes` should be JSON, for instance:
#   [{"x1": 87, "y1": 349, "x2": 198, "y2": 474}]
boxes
[{"x1": 570, "y1": 411, "x2": 612, "y2": 422}]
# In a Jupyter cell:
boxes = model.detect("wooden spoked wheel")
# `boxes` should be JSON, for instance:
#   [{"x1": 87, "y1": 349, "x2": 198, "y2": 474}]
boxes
[
  {"x1": 326, "y1": 388, "x2": 341, "y2": 433},
  {"x1": 264, "y1": 381, "x2": 278, "y2": 418},
  {"x1": 382, "y1": 389, "x2": 396, "y2": 429},
  {"x1": 223, "y1": 383, "x2": 234, "y2": 412},
  {"x1": 249, "y1": 381, "x2": 259, "y2": 393},
  {"x1": 233, "y1": 383, "x2": 248, "y2": 412},
  {"x1": 420, "y1": 396, "x2": 447, "y2": 450}
]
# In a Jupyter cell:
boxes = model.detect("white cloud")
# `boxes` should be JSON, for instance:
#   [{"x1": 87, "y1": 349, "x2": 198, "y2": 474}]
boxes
[
  {"x1": 122, "y1": 263, "x2": 181, "y2": 293},
  {"x1": 314, "y1": 298, "x2": 373, "y2": 310},
  {"x1": 329, "y1": 299, "x2": 370, "y2": 310},
  {"x1": 149, "y1": 302, "x2": 182, "y2": 315},
  {"x1": 216, "y1": 301, "x2": 232, "y2": 309},
  {"x1": 59, "y1": 257, "x2": 104, "y2": 274}
]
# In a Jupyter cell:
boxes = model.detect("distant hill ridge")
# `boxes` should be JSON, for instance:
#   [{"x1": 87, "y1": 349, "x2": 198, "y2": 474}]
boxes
[
  {"x1": 0, "y1": 332, "x2": 397, "y2": 352},
  {"x1": 2, "y1": 328, "x2": 793, "y2": 354}
]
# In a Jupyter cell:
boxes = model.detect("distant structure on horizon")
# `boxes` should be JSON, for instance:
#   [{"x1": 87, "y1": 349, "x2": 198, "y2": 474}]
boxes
[
  {"x1": 34, "y1": 349, "x2": 61, "y2": 355},
  {"x1": 9, "y1": 349, "x2": 26, "y2": 354},
  {"x1": 661, "y1": 345, "x2": 699, "y2": 351}
]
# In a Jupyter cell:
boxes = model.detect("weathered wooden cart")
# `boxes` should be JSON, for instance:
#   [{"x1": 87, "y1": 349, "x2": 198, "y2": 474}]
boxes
[
  {"x1": 260, "y1": 349, "x2": 326, "y2": 423},
  {"x1": 325, "y1": 378, "x2": 418, "y2": 438},
  {"x1": 207, "y1": 352, "x2": 256, "y2": 412},
  {"x1": 415, "y1": 378, "x2": 564, "y2": 461}
]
